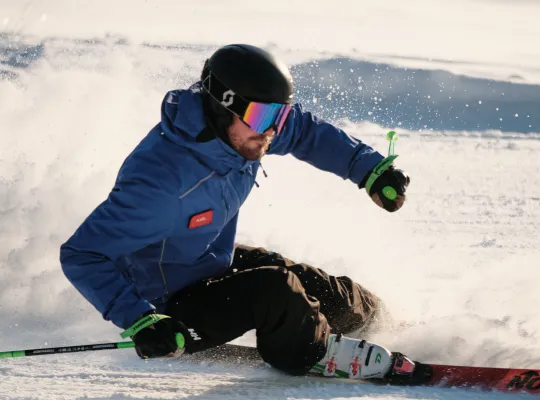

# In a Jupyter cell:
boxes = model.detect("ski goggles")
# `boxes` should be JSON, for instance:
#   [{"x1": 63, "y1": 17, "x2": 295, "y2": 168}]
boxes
[{"x1": 203, "y1": 74, "x2": 292, "y2": 135}]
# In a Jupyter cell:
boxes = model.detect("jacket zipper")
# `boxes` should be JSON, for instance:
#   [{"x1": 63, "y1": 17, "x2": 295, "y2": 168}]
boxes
[{"x1": 158, "y1": 239, "x2": 169, "y2": 296}]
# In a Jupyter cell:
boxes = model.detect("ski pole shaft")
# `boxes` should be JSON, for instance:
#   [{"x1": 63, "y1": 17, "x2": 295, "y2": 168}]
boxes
[{"x1": 0, "y1": 341, "x2": 135, "y2": 359}]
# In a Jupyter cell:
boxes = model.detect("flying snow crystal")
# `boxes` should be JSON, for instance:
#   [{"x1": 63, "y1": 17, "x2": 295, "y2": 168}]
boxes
[
  {"x1": 40, "y1": 14, "x2": 47, "y2": 22},
  {"x1": 515, "y1": 114, "x2": 519, "y2": 118},
  {"x1": 2, "y1": 18, "x2": 8, "y2": 26}
]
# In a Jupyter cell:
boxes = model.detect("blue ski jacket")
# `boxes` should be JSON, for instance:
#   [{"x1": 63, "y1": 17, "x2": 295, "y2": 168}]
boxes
[{"x1": 60, "y1": 84, "x2": 384, "y2": 329}]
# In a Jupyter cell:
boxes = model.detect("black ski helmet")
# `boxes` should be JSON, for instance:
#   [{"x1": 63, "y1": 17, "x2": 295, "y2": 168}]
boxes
[
  {"x1": 204, "y1": 44, "x2": 293, "y2": 104},
  {"x1": 199, "y1": 44, "x2": 293, "y2": 142}
]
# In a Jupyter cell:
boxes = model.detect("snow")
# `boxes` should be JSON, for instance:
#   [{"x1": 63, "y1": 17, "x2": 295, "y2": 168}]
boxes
[{"x1": 1, "y1": 0, "x2": 539, "y2": 398}]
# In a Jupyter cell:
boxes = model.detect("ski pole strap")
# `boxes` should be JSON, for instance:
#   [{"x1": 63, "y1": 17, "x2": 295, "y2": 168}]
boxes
[
  {"x1": 120, "y1": 313, "x2": 170, "y2": 339},
  {"x1": 364, "y1": 154, "x2": 399, "y2": 198}
]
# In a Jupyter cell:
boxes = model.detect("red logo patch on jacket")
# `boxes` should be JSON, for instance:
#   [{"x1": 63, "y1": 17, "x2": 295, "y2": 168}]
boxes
[{"x1": 188, "y1": 210, "x2": 213, "y2": 229}]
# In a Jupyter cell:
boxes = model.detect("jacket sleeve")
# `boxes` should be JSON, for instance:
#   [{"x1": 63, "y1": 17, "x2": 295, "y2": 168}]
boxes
[
  {"x1": 60, "y1": 158, "x2": 179, "y2": 329},
  {"x1": 267, "y1": 104, "x2": 384, "y2": 185}
]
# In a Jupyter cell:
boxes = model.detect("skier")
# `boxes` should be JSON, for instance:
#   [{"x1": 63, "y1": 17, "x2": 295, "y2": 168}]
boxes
[{"x1": 60, "y1": 44, "x2": 411, "y2": 380}]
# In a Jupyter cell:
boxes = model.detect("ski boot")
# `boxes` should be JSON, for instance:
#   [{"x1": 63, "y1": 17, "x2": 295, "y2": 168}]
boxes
[{"x1": 310, "y1": 334, "x2": 417, "y2": 382}]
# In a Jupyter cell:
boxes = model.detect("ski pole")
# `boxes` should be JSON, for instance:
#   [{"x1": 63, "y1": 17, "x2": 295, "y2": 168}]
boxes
[
  {"x1": 364, "y1": 130, "x2": 400, "y2": 200},
  {"x1": 0, "y1": 341, "x2": 135, "y2": 359},
  {"x1": 0, "y1": 315, "x2": 186, "y2": 359}
]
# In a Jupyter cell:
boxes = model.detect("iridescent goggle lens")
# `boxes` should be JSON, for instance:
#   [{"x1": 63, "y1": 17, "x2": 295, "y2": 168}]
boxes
[{"x1": 242, "y1": 102, "x2": 292, "y2": 135}]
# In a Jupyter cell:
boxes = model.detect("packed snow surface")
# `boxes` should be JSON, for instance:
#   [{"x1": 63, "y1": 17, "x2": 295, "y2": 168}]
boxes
[{"x1": 1, "y1": 0, "x2": 539, "y2": 399}]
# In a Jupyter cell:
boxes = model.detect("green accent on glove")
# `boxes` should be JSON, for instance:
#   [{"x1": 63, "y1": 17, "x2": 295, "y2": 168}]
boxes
[
  {"x1": 175, "y1": 333, "x2": 185, "y2": 349},
  {"x1": 120, "y1": 314, "x2": 171, "y2": 339},
  {"x1": 382, "y1": 186, "x2": 397, "y2": 200},
  {"x1": 364, "y1": 155, "x2": 398, "y2": 196}
]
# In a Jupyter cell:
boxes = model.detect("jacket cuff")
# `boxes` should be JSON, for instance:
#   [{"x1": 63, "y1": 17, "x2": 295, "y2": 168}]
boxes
[
  {"x1": 110, "y1": 300, "x2": 156, "y2": 329},
  {"x1": 349, "y1": 150, "x2": 385, "y2": 186}
]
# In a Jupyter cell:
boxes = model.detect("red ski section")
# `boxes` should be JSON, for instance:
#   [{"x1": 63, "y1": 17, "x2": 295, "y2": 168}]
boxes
[{"x1": 428, "y1": 364, "x2": 540, "y2": 394}]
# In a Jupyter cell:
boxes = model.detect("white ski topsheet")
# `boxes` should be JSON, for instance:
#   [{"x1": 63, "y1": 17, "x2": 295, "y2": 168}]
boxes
[{"x1": 1, "y1": 0, "x2": 540, "y2": 399}]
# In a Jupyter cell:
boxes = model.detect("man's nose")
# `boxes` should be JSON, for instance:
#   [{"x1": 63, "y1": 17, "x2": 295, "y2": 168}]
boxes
[{"x1": 262, "y1": 127, "x2": 276, "y2": 137}]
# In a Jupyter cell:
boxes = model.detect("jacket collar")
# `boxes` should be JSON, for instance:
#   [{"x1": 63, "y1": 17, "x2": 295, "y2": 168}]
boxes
[{"x1": 160, "y1": 86, "x2": 258, "y2": 175}]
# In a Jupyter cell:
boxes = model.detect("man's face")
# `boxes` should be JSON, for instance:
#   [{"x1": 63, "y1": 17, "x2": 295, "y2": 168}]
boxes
[{"x1": 226, "y1": 115, "x2": 276, "y2": 160}]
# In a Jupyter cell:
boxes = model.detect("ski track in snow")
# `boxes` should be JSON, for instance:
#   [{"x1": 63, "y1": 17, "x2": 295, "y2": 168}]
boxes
[{"x1": 1, "y1": 1, "x2": 540, "y2": 398}]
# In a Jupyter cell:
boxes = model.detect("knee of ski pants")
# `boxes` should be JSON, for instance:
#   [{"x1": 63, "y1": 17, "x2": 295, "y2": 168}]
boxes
[
  {"x1": 253, "y1": 267, "x2": 329, "y2": 376},
  {"x1": 325, "y1": 275, "x2": 382, "y2": 335}
]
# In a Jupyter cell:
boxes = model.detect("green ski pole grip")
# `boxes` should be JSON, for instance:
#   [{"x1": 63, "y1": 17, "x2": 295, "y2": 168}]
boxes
[
  {"x1": 386, "y1": 130, "x2": 398, "y2": 156},
  {"x1": 365, "y1": 131, "x2": 399, "y2": 199},
  {"x1": 120, "y1": 314, "x2": 185, "y2": 350}
]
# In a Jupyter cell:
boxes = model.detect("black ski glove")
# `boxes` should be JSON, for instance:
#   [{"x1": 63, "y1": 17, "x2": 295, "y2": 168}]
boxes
[
  {"x1": 128, "y1": 312, "x2": 191, "y2": 359},
  {"x1": 362, "y1": 165, "x2": 410, "y2": 212}
]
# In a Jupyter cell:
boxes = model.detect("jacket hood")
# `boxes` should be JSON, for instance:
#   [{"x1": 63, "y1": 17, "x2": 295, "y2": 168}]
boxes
[{"x1": 160, "y1": 84, "x2": 256, "y2": 175}]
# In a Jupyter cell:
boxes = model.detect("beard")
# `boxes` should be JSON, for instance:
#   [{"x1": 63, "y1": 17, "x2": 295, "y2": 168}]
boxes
[{"x1": 230, "y1": 135, "x2": 273, "y2": 161}]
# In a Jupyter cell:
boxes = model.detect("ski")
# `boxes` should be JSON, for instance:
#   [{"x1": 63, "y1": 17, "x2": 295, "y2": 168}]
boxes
[
  {"x1": 186, "y1": 344, "x2": 540, "y2": 395},
  {"x1": 394, "y1": 361, "x2": 540, "y2": 394}
]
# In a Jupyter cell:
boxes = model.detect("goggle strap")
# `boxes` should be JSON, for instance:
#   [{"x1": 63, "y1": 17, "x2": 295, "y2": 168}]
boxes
[
  {"x1": 202, "y1": 74, "x2": 292, "y2": 134},
  {"x1": 203, "y1": 74, "x2": 249, "y2": 117}
]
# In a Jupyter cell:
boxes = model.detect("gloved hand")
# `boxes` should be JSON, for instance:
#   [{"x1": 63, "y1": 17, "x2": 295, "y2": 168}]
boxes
[
  {"x1": 363, "y1": 165, "x2": 410, "y2": 212},
  {"x1": 129, "y1": 313, "x2": 190, "y2": 359}
]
